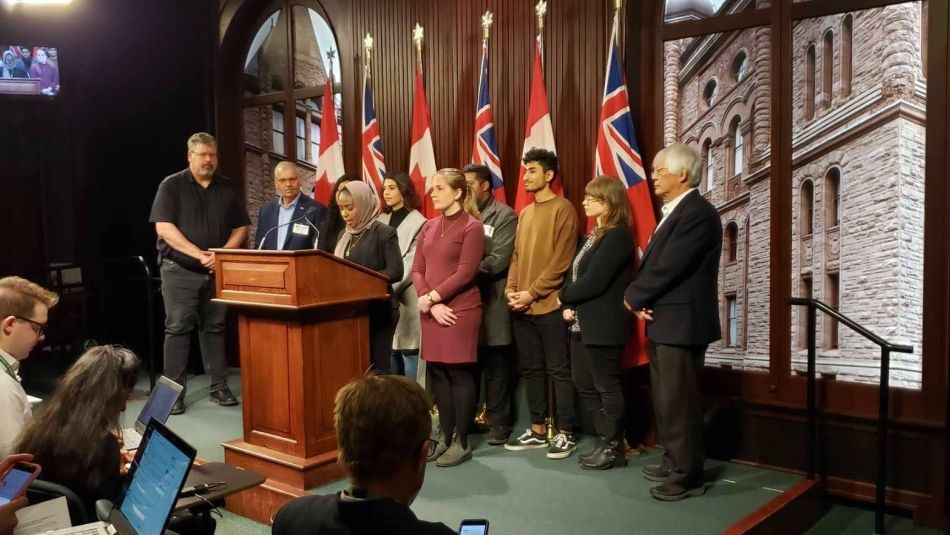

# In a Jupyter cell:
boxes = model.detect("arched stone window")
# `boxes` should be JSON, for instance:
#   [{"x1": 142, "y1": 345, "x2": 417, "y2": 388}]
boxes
[
  {"x1": 703, "y1": 79, "x2": 718, "y2": 106},
  {"x1": 801, "y1": 179, "x2": 814, "y2": 235},
  {"x1": 730, "y1": 116, "x2": 743, "y2": 177},
  {"x1": 805, "y1": 44, "x2": 816, "y2": 120},
  {"x1": 703, "y1": 138, "x2": 714, "y2": 191},
  {"x1": 841, "y1": 15, "x2": 853, "y2": 96},
  {"x1": 826, "y1": 167, "x2": 841, "y2": 227},
  {"x1": 822, "y1": 30, "x2": 834, "y2": 109},
  {"x1": 732, "y1": 51, "x2": 749, "y2": 82},
  {"x1": 726, "y1": 221, "x2": 739, "y2": 262}
]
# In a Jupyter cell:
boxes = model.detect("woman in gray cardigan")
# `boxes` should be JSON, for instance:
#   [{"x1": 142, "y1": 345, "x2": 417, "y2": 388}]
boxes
[{"x1": 378, "y1": 173, "x2": 428, "y2": 381}]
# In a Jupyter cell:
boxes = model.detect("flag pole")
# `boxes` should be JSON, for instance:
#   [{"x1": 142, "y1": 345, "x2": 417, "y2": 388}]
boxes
[
  {"x1": 413, "y1": 23, "x2": 424, "y2": 67},
  {"x1": 614, "y1": 0, "x2": 623, "y2": 60},
  {"x1": 481, "y1": 10, "x2": 493, "y2": 46},
  {"x1": 363, "y1": 32, "x2": 374, "y2": 77}
]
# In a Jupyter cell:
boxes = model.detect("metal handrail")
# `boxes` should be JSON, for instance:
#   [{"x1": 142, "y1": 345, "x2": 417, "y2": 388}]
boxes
[{"x1": 789, "y1": 297, "x2": 914, "y2": 535}]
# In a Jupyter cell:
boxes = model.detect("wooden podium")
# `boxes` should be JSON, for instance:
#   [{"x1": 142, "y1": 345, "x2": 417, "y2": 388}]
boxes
[{"x1": 209, "y1": 248, "x2": 389, "y2": 524}]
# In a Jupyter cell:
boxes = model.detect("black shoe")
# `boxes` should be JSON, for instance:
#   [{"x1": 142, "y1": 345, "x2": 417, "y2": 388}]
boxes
[
  {"x1": 642, "y1": 464, "x2": 672, "y2": 482},
  {"x1": 170, "y1": 398, "x2": 185, "y2": 415},
  {"x1": 210, "y1": 387, "x2": 238, "y2": 406},
  {"x1": 487, "y1": 426, "x2": 510, "y2": 446},
  {"x1": 650, "y1": 482, "x2": 706, "y2": 501},
  {"x1": 578, "y1": 437, "x2": 606, "y2": 464},
  {"x1": 580, "y1": 441, "x2": 627, "y2": 470}
]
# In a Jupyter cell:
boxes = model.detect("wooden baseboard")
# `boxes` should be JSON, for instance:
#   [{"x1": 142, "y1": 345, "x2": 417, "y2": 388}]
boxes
[{"x1": 723, "y1": 478, "x2": 824, "y2": 535}]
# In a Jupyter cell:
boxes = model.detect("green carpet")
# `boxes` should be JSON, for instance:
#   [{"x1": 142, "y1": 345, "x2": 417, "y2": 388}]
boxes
[
  {"x1": 806, "y1": 504, "x2": 940, "y2": 535},
  {"x1": 124, "y1": 371, "x2": 807, "y2": 534}
]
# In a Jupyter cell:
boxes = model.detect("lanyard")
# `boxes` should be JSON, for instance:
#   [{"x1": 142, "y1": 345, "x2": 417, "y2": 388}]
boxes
[{"x1": 0, "y1": 356, "x2": 17, "y2": 382}]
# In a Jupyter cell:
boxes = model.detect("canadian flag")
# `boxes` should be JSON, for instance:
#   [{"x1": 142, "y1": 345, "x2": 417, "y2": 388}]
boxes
[
  {"x1": 408, "y1": 63, "x2": 437, "y2": 218},
  {"x1": 313, "y1": 80, "x2": 344, "y2": 205},
  {"x1": 513, "y1": 39, "x2": 562, "y2": 214}
]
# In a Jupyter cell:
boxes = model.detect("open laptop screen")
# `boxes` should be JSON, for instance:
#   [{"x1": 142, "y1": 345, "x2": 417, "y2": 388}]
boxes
[
  {"x1": 134, "y1": 377, "x2": 182, "y2": 431},
  {"x1": 118, "y1": 422, "x2": 195, "y2": 535}
]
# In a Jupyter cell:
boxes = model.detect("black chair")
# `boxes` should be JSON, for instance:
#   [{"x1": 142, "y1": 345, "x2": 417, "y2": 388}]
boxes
[{"x1": 26, "y1": 479, "x2": 91, "y2": 525}]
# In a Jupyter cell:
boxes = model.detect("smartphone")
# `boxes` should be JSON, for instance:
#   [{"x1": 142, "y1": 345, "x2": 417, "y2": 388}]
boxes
[
  {"x1": 459, "y1": 519, "x2": 489, "y2": 535},
  {"x1": 0, "y1": 462, "x2": 41, "y2": 505}
]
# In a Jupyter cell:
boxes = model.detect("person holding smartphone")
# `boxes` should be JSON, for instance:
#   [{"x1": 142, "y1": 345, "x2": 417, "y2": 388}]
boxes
[{"x1": 0, "y1": 454, "x2": 35, "y2": 535}]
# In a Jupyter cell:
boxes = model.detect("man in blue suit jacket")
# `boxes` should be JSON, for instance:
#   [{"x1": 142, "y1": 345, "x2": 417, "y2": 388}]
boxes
[
  {"x1": 624, "y1": 144, "x2": 722, "y2": 502},
  {"x1": 254, "y1": 162, "x2": 326, "y2": 250}
]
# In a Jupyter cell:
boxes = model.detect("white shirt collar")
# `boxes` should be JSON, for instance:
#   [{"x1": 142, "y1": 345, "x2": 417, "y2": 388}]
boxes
[
  {"x1": 280, "y1": 193, "x2": 302, "y2": 209},
  {"x1": 0, "y1": 347, "x2": 20, "y2": 377},
  {"x1": 660, "y1": 188, "x2": 697, "y2": 220}
]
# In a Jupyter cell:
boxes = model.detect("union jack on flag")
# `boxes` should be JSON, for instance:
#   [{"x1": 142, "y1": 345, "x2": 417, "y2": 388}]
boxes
[
  {"x1": 594, "y1": 12, "x2": 657, "y2": 369},
  {"x1": 471, "y1": 41, "x2": 506, "y2": 204},
  {"x1": 361, "y1": 62, "x2": 386, "y2": 200}
]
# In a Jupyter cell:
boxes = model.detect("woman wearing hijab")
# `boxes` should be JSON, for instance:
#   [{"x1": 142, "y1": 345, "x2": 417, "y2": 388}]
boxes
[
  {"x1": 318, "y1": 174, "x2": 361, "y2": 254},
  {"x1": 333, "y1": 181, "x2": 403, "y2": 373}
]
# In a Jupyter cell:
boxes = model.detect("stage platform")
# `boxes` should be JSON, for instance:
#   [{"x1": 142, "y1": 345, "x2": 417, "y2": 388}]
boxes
[{"x1": 121, "y1": 371, "x2": 936, "y2": 534}]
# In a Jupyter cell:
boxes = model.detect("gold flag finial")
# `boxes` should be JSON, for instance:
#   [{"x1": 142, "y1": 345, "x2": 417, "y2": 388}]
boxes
[
  {"x1": 413, "y1": 23, "x2": 424, "y2": 51},
  {"x1": 363, "y1": 33, "x2": 374, "y2": 57},
  {"x1": 481, "y1": 10, "x2": 494, "y2": 41},
  {"x1": 615, "y1": 0, "x2": 622, "y2": 11},
  {"x1": 536, "y1": 0, "x2": 548, "y2": 33}
]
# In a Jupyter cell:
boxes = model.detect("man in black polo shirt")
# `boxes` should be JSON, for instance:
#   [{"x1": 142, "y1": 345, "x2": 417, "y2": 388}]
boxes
[{"x1": 149, "y1": 132, "x2": 250, "y2": 414}]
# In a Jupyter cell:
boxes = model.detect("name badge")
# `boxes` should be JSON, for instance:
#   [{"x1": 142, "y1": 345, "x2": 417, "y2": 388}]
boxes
[
  {"x1": 292, "y1": 223, "x2": 310, "y2": 235},
  {"x1": 483, "y1": 224, "x2": 495, "y2": 238}
]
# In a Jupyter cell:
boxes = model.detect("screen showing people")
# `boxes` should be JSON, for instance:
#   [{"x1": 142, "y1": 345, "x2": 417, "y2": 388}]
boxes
[{"x1": 0, "y1": 45, "x2": 60, "y2": 96}]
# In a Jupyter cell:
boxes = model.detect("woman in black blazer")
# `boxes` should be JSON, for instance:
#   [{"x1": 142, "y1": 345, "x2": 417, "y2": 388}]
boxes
[
  {"x1": 559, "y1": 176, "x2": 635, "y2": 470},
  {"x1": 333, "y1": 180, "x2": 403, "y2": 373}
]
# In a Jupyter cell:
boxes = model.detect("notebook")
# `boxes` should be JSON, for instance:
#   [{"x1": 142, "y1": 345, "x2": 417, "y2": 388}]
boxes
[
  {"x1": 109, "y1": 420, "x2": 196, "y2": 535},
  {"x1": 121, "y1": 376, "x2": 183, "y2": 450}
]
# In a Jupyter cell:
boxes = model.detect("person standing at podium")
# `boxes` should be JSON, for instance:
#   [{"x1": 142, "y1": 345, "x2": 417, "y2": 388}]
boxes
[
  {"x1": 254, "y1": 161, "x2": 326, "y2": 250},
  {"x1": 149, "y1": 132, "x2": 249, "y2": 414},
  {"x1": 333, "y1": 181, "x2": 403, "y2": 374},
  {"x1": 412, "y1": 169, "x2": 485, "y2": 467},
  {"x1": 318, "y1": 174, "x2": 361, "y2": 254}
]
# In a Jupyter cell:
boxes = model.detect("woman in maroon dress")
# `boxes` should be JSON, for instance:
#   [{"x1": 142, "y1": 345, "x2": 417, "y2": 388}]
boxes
[{"x1": 412, "y1": 168, "x2": 485, "y2": 467}]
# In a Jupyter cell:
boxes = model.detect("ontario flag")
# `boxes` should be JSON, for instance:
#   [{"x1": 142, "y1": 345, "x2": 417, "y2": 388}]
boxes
[
  {"x1": 408, "y1": 63, "x2": 437, "y2": 217},
  {"x1": 595, "y1": 12, "x2": 657, "y2": 368},
  {"x1": 313, "y1": 80, "x2": 344, "y2": 205},
  {"x1": 471, "y1": 40, "x2": 506, "y2": 204},
  {"x1": 361, "y1": 61, "x2": 386, "y2": 203},
  {"x1": 513, "y1": 39, "x2": 563, "y2": 214}
]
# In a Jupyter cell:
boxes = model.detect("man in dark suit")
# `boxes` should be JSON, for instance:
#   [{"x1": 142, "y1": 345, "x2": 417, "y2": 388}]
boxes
[
  {"x1": 624, "y1": 143, "x2": 722, "y2": 501},
  {"x1": 272, "y1": 375, "x2": 455, "y2": 535},
  {"x1": 254, "y1": 161, "x2": 326, "y2": 250}
]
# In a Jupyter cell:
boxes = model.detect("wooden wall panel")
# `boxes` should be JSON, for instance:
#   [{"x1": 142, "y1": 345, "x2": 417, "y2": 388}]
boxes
[{"x1": 349, "y1": 0, "x2": 620, "y2": 209}]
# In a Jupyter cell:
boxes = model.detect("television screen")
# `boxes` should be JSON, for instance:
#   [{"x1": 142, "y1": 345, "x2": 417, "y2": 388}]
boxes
[{"x1": 0, "y1": 45, "x2": 60, "y2": 96}]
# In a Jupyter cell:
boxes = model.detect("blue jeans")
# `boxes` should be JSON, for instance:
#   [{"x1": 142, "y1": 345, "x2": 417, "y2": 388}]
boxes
[{"x1": 390, "y1": 350, "x2": 419, "y2": 380}]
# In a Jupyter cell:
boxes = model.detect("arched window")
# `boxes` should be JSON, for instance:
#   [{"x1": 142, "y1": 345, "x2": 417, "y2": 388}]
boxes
[
  {"x1": 826, "y1": 168, "x2": 841, "y2": 227},
  {"x1": 805, "y1": 44, "x2": 816, "y2": 120},
  {"x1": 726, "y1": 222, "x2": 739, "y2": 262},
  {"x1": 841, "y1": 15, "x2": 853, "y2": 96},
  {"x1": 732, "y1": 51, "x2": 748, "y2": 82},
  {"x1": 822, "y1": 30, "x2": 834, "y2": 109},
  {"x1": 730, "y1": 116, "x2": 743, "y2": 177},
  {"x1": 241, "y1": 3, "x2": 341, "y2": 242},
  {"x1": 801, "y1": 180, "x2": 814, "y2": 235},
  {"x1": 703, "y1": 138, "x2": 714, "y2": 191},
  {"x1": 703, "y1": 79, "x2": 718, "y2": 106}
]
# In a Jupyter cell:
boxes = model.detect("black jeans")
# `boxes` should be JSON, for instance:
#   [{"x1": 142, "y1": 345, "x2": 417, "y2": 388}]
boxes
[
  {"x1": 570, "y1": 333, "x2": 624, "y2": 443},
  {"x1": 475, "y1": 344, "x2": 516, "y2": 430},
  {"x1": 512, "y1": 311, "x2": 576, "y2": 431},
  {"x1": 649, "y1": 340, "x2": 707, "y2": 490},
  {"x1": 160, "y1": 260, "x2": 228, "y2": 391}
]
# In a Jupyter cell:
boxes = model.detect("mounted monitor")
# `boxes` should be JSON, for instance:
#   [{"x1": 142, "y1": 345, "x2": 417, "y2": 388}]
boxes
[{"x1": 0, "y1": 45, "x2": 60, "y2": 96}]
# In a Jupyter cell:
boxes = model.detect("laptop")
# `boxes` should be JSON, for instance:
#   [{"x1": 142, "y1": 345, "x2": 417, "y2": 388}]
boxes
[
  {"x1": 122, "y1": 376, "x2": 184, "y2": 450},
  {"x1": 109, "y1": 420, "x2": 196, "y2": 535}
]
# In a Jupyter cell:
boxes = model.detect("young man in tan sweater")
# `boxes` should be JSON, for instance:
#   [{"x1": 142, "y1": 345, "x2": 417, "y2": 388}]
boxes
[{"x1": 504, "y1": 148, "x2": 579, "y2": 459}]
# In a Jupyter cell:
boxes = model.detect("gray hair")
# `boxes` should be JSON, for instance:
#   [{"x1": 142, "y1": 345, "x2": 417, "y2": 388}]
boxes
[
  {"x1": 274, "y1": 161, "x2": 299, "y2": 178},
  {"x1": 187, "y1": 132, "x2": 217, "y2": 152},
  {"x1": 658, "y1": 143, "x2": 702, "y2": 188}
]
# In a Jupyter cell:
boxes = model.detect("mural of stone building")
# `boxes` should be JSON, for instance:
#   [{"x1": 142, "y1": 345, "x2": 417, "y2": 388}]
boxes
[
  {"x1": 241, "y1": 7, "x2": 340, "y2": 244},
  {"x1": 663, "y1": 0, "x2": 926, "y2": 388}
]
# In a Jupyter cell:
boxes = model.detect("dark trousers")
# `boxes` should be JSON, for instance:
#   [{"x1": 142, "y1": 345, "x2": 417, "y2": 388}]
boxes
[
  {"x1": 160, "y1": 260, "x2": 228, "y2": 391},
  {"x1": 570, "y1": 333, "x2": 624, "y2": 443},
  {"x1": 649, "y1": 340, "x2": 707, "y2": 490},
  {"x1": 429, "y1": 363, "x2": 477, "y2": 446},
  {"x1": 512, "y1": 311, "x2": 576, "y2": 430},
  {"x1": 475, "y1": 344, "x2": 516, "y2": 430}
]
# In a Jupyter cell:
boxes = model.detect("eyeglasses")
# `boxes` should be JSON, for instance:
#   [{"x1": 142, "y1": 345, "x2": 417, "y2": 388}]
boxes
[
  {"x1": 189, "y1": 151, "x2": 217, "y2": 159},
  {"x1": 650, "y1": 167, "x2": 669, "y2": 176},
  {"x1": 14, "y1": 315, "x2": 46, "y2": 336},
  {"x1": 582, "y1": 195, "x2": 603, "y2": 204},
  {"x1": 275, "y1": 178, "x2": 299, "y2": 185}
]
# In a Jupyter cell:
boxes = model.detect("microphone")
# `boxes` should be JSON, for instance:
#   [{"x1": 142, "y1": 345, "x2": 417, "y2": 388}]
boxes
[{"x1": 257, "y1": 207, "x2": 318, "y2": 250}]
